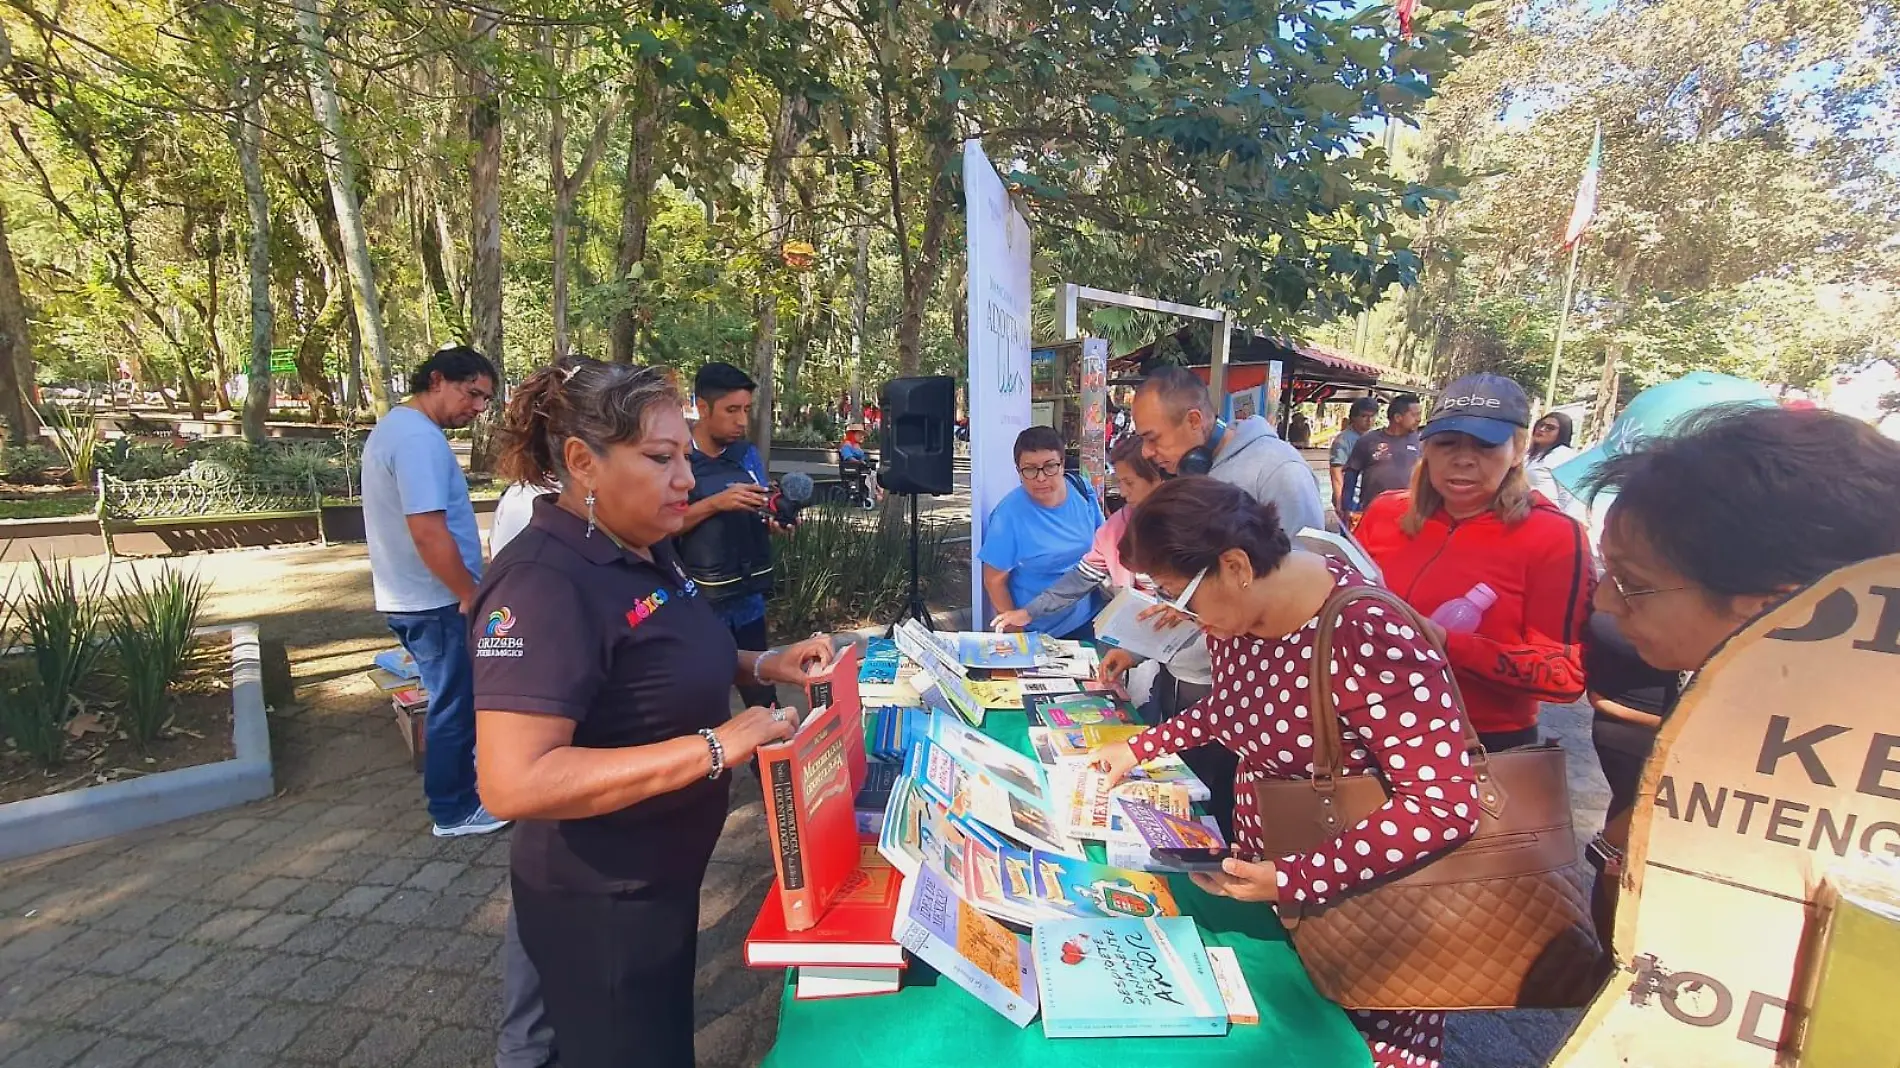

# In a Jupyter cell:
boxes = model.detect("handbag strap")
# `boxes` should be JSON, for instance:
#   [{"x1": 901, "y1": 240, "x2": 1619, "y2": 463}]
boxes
[{"x1": 1306, "y1": 585, "x2": 1507, "y2": 832}]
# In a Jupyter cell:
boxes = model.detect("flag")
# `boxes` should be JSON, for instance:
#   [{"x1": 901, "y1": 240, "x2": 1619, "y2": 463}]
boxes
[
  {"x1": 1563, "y1": 125, "x2": 1601, "y2": 248},
  {"x1": 1397, "y1": 0, "x2": 1417, "y2": 36}
]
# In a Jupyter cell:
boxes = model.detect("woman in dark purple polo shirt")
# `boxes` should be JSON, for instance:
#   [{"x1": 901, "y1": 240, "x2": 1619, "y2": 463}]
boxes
[{"x1": 471, "y1": 359, "x2": 834, "y2": 1068}]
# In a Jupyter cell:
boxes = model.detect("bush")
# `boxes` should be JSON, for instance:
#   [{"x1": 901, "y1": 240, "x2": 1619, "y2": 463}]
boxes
[
  {"x1": 39, "y1": 401, "x2": 102, "y2": 486},
  {"x1": 1, "y1": 443, "x2": 61, "y2": 485},
  {"x1": 769, "y1": 507, "x2": 950, "y2": 635},
  {"x1": 773, "y1": 425, "x2": 830, "y2": 448},
  {"x1": 100, "y1": 440, "x2": 192, "y2": 481},
  {"x1": 107, "y1": 567, "x2": 208, "y2": 750}
]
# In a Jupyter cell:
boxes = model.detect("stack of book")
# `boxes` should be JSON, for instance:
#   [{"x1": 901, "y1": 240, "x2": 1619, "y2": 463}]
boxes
[
  {"x1": 746, "y1": 631, "x2": 1255, "y2": 1034},
  {"x1": 367, "y1": 648, "x2": 428, "y2": 772}
]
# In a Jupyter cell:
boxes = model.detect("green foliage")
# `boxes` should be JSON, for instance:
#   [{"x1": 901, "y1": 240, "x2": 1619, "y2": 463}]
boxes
[
  {"x1": 1, "y1": 442, "x2": 61, "y2": 484},
  {"x1": 38, "y1": 402, "x2": 102, "y2": 486},
  {"x1": 769, "y1": 508, "x2": 950, "y2": 636},
  {"x1": 5, "y1": 556, "x2": 108, "y2": 766},
  {"x1": 106, "y1": 567, "x2": 208, "y2": 750},
  {"x1": 99, "y1": 440, "x2": 192, "y2": 481}
]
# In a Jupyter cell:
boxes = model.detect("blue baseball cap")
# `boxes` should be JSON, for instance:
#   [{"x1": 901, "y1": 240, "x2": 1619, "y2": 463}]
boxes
[
  {"x1": 1553, "y1": 372, "x2": 1776, "y2": 495},
  {"x1": 1422, "y1": 373, "x2": 1532, "y2": 446}
]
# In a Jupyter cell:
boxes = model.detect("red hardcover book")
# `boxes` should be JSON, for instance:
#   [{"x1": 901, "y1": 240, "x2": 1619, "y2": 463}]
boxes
[
  {"x1": 745, "y1": 839, "x2": 907, "y2": 968},
  {"x1": 758, "y1": 644, "x2": 867, "y2": 930}
]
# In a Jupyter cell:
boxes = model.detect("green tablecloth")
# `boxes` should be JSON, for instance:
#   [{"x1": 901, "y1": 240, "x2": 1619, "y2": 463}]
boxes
[{"x1": 760, "y1": 710, "x2": 1372, "y2": 1068}]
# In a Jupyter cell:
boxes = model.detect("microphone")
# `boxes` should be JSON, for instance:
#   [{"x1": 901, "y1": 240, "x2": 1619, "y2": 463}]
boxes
[{"x1": 767, "y1": 471, "x2": 814, "y2": 526}]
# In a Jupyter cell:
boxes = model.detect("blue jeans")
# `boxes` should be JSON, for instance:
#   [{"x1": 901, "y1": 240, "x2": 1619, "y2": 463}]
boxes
[{"x1": 386, "y1": 605, "x2": 479, "y2": 826}]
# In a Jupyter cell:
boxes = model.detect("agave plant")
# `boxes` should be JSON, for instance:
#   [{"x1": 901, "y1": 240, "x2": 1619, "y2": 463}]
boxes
[
  {"x1": 37, "y1": 399, "x2": 103, "y2": 487},
  {"x1": 108, "y1": 566, "x2": 209, "y2": 749},
  {"x1": 5, "y1": 556, "x2": 109, "y2": 766}
]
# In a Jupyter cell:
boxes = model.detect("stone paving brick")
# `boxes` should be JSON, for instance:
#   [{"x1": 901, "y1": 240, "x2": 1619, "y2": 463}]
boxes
[
  {"x1": 6, "y1": 1026, "x2": 101, "y2": 1068},
  {"x1": 279, "y1": 878, "x2": 351, "y2": 914},
  {"x1": 320, "y1": 884, "x2": 394, "y2": 919},
  {"x1": 279, "y1": 1005, "x2": 375, "y2": 1062},
  {"x1": 280, "y1": 957, "x2": 367, "y2": 1004},
  {"x1": 276, "y1": 914, "x2": 356, "y2": 956},
  {"x1": 0, "y1": 923, "x2": 82, "y2": 966},
  {"x1": 130, "y1": 1043, "x2": 220, "y2": 1068},
  {"x1": 127, "y1": 941, "x2": 215, "y2": 984},
  {"x1": 405, "y1": 859, "x2": 469, "y2": 892},
  {"x1": 183, "y1": 907, "x2": 269, "y2": 945},
  {"x1": 227, "y1": 1001, "x2": 318, "y2": 1054},
  {"x1": 1, "y1": 968, "x2": 112, "y2": 1023},
  {"x1": 427, "y1": 930, "x2": 495, "y2": 974},
  {"x1": 143, "y1": 900, "x2": 222, "y2": 940},
  {"x1": 64, "y1": 980, "x2": 168, "y2": 1031},
  {"x1": 326, "y1": 921, "x2": 405, "y2": 962},
  {"x1": 381, "y1": 926, "x2": 457, "y2": 969},
  {"x1": 368, "y1": 889, "x2": 441, "y2": 925},
  {"x1": 231, "y1": 911, "x2": 312, "y2": 949},
  {"x1": 410, "y1": 891, "x2": 483, "y2": 931},
  {"x1": 234, "y1": 876, "x2": 307, "y2": 910},
  {"x1": 119, "y1": 987, "x2": 266, "y2": 1044},
  {"x1": 200, "y1": 817, "x2": 264, "y2": 841},
  {"x1": 230, "y1": 952, "x2": 319, "y2": 999},
  {"x1": 171, "y1": 946, "x2": 270, "y2": 992},
  {"x1": 334, "y1": 964, "x2": 419, "y2": 1014},
  {"x1": 82, "y1": 935, "x2": 172, "y2": 977},
  {"x1": 362, "y1": 856, "x2": 425, "y2": 887},
  {"x1": 341, "y1": 1014, "x2": 428, "y2": 1067},
  {"x1": 407, "y1": 1024, "x2": 491, "y2": 1068},
  {"x1": 88, "y1": 896, "x2": 176, "y2": 935},
  {"x1": 57, "y1": 1032, "x2": 160, "y2": 1068},
  {"x1": 442, "y1": 863, "x2": 507, "y2": 899}
]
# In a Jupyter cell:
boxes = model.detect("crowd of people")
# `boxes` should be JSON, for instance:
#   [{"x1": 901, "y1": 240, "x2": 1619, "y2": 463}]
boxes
[{"x1": 358, "y1": 344, "x2": 1900, "y2": 1068}]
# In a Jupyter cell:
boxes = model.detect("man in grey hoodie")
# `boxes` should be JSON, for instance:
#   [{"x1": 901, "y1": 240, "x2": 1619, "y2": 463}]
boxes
[
  {"x1": 1130, "y1": 366, "x2": 1325, "y2": 536},
  {"x1": 1118, "y1": 366, "x2": 1327, "y2": 835}
]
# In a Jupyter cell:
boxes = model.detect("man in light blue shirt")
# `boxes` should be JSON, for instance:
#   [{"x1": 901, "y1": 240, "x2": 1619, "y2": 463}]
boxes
[
  {"x1": 362, "y1": 344, "x2": 506, "y2": 838},
  {"x1": 979, "y1": 425, "x2": 1103, "y2": 640}
]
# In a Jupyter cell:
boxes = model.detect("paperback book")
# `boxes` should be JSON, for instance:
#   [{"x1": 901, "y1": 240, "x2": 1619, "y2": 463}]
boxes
[
  {"x1": 1025, "y1": 692, "x2": 1140, "y2": 728},
  {"x1": 892, "y1": 863, "x2": 1039, "y2": 1027},
  {"x1": 1056, "y1": 767, "x2": 1192, "y2": 844},
  {"x1": 793, "y1": 965, "x2": 902, "y2": 1000},
  {"x1": 905, "y1": 738, "x2": 1077, "y2": 857},
  {"x1": 912, "y1": 668, "x2": 985, "y2": 727},
  {"x1": 964, "y1": 678, "x2": 1026, "y2": 710},
  {"x1": 855, "y1": 760, "x2": 902, "y2": 835},
  {"x1": 941, "y1": 631, "x2": 1044, "y2": 670},
  {"x1": 1032, "y1": 917, "x2": 1228, "y2": 1038},
  {"x1": 1028, "y1": 638, "x2": 1100, "y2": 680},
  {"x1": 1092, "y1": 587, "x2": 1206, "y2": 663}
]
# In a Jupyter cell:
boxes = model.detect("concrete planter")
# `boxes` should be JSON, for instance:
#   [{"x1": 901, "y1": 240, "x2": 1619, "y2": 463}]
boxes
[{"x1": 0, "y1": 623, "x2": 274, "y2": 862}]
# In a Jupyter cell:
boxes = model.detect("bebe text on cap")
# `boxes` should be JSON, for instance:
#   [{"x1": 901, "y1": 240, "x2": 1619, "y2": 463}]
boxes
[{"x1": 1421, "y1": 373, "x2": 1532, "y2": 447}]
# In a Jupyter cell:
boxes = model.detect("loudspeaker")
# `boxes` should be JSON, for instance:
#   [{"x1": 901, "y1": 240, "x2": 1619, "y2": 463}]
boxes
[{"x1": 878, "y1": 375, "x2": 955, "y2": 496}]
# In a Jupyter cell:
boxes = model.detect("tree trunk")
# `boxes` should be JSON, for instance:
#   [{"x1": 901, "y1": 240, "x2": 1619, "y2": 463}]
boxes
[
  {"x1": 609, "y1": 69, "x2": 663, "y2": 364},
  {"x1": 201, "y1": 215, "x2": 235, "y2": 411},
  {"x1": 292, "y1": 273, "x2": 345, "y2": 424},
  {"x1": 466, "y1": 7, "x2": 504, "y2": 472},
  {"x1": 894, "y1": 139, "x2": 956, "y2": 376},
  {"x1": 294, "y1": 0, "x2": 393, "y2": 415},
  {"x1": 418, "y1": 186, "x2": 467, "y2": 341},
  {"x1": 232, "y1": 93, "x2": 275, "y2": 442},
  {"x1": 550, "y1": 82, "x2": 622, "y2": 362},
  {"x1": 1589, "y1": 252, "x2": 1642, "y2": 439},
  {"x1": 847, "y1": 157, "x2": 871, "y2": 419},
  {"x1": 0, "y1": 201, "x2": 40, "y2": 444},
  {"x1": 749, "y1": 92, "x2": 801, "y2": 461}
]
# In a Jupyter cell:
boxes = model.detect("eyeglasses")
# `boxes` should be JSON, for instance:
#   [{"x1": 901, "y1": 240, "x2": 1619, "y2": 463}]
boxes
[
  {"x1": 459, "y1": 383, "x2": 495, "y2": 405},
  {"x1": 1157, "y1": 567, "x2": 1208, "y2": 620},
  {"x1": 1605, "y1": 571, "x2": 1685, "y2": 604},
  {"x1": 1017, "y1": 461, "x2": 1064, "y2": 481}
]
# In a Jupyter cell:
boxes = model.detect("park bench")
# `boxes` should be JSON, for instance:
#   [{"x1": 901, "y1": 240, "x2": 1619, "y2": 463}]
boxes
[{"x1": 96, "y1": 467, "x2": 327, "y2": 559}]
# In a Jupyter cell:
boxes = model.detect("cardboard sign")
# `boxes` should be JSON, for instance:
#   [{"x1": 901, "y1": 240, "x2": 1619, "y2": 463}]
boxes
[{"x1": 1555, "y1": 553, "x2": 1900, "y2": 1067}]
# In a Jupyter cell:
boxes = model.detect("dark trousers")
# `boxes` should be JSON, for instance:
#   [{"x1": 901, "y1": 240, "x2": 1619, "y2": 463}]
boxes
[
  {"x1": 1151, "y1": 670, "x2": 1236, "y2": 841},
  {"x1": 1478, "y1": 726, "x2": 1542, "y2": 752},
  {"x1": 729, "y1": 614, "x2": 777, "y2": 708},
  {"x1": 385, "y1": 605, "x2": 477, "y2": 826},
  {"x1": 513, "y1": 876, "x2": 701, "y2": 1068},
  {"x1": 497, "y1": 907, "x2": 554, "y2": 1068}
]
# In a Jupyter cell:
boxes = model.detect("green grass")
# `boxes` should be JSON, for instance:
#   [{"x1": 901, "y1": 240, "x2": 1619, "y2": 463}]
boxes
[{"x1": 0, "y1": 491, "x2": 96, "y2": 521}]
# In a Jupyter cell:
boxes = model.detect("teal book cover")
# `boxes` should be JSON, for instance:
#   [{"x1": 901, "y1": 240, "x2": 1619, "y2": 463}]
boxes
[{"x1": 1032, "y1": 916, "x2": 1230, "y2": 1038}]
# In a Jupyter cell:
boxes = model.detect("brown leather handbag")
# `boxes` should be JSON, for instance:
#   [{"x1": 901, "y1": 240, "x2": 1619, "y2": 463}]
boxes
[{"x1": 1252, "y1": 586, "x2": 1604, "y2": 1010}]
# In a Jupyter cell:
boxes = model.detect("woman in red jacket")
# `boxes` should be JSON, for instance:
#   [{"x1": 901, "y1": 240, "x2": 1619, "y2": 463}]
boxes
[{"x1": 1354, "y1": 373, "x2": 1594, "y2": 750}]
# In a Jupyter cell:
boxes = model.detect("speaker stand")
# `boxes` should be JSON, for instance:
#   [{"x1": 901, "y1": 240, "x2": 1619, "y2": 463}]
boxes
[{"x1": 893, "y1": 493, "x2": 935, "y2": 631}]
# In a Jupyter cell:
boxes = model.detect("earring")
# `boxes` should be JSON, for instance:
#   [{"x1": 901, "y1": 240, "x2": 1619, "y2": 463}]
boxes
[{"x1": 584, "y1": 492, "x2": 597, "y2": 537}]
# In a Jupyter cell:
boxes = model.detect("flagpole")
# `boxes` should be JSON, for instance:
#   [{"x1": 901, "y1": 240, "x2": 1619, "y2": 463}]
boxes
[{"x1": 1543, "y1": 238, "x2": 1585, "y2": 412}]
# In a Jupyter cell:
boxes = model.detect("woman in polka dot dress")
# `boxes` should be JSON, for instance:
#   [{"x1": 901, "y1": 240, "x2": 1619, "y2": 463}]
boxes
[{"x1": 1095, "y1": 478, "x2": 1479, "y2": 1068}]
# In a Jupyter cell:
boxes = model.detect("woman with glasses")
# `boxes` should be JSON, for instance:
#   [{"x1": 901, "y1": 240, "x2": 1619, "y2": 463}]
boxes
[
  {"x1": 1526, "y1": 411, "x2": 1584, "y2": 519},
  {"x1": 1576, "y1": 405, "x2": 1900, "y2": 930},
  {"x1": 1093, "y1": 477, "x2": 1475, "y2": 1068},
  {"x1": 1352, "y1": 373, "x2": 1594, "y2": 752},
  {"x1": 979, "y1": 425, "x2": 1103, "y2": 640},
  {"x1": 468, "y1": 359, "x2": 836, "y2": 1068}
]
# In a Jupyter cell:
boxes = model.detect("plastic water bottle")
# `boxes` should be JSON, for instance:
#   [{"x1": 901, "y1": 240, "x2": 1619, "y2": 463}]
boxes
[{"x1": 1430, "y1": 582, "x2": 1498, "y2": 635}]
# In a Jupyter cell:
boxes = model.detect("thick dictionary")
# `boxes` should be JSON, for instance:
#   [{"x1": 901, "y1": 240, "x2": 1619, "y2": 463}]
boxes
[{"x1": 758, "y1": 644, "x2": 867, "y2": 931}]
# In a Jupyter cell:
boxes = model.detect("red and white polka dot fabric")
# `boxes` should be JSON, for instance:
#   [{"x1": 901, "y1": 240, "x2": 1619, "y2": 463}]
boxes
[{"x1": 1128, "y1": 560, "x2": 1479, "y2": 1068}]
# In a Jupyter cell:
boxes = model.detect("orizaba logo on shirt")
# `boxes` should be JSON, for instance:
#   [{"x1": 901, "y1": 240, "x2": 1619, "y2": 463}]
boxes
[{"x1": 476, "y1": 607, "x2": 525, "y2": 658}]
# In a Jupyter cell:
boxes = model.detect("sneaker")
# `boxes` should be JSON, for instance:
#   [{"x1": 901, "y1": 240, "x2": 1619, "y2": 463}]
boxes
[{"x1": 432, "y1": 805, "x2": 512, "y2": 838}]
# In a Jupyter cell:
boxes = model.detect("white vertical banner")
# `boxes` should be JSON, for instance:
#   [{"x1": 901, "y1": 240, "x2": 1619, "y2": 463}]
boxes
[{"x1": 964, "y1": 140, "x2": 1033, "y2": 622}]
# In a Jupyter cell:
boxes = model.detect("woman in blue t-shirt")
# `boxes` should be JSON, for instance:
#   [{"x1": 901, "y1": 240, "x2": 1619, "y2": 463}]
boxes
[{"x1": 978, "y1": 425, "x2": 1103, "y2": 639}]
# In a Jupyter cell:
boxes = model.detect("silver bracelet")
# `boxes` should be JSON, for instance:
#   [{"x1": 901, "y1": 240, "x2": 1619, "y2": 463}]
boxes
[
  {"x1": 752, "y1": 649, "x2": 778, "y2": 686},
  {"x1": 699, "y1": 728, "x2": 725, "y2": 780}
]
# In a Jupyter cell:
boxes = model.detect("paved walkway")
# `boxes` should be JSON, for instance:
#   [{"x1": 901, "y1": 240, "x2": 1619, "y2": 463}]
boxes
[{"x1": 0, "y1": 544, "x2": 1607, "y2": 1067}]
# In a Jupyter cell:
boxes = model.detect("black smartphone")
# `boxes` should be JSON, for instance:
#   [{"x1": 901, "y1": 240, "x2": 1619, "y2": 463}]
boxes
[{"x1": 1153, "y1": 845, "x2": 1232, "y2": 872}]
